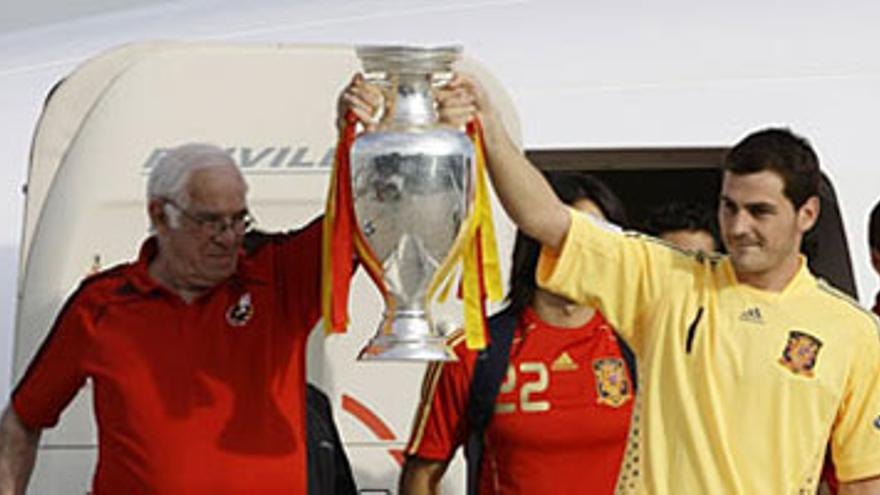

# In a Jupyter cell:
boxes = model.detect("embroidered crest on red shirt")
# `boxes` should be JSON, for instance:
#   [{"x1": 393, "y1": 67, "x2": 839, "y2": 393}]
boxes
[
  {"x1": 226, "y1": 292, "x2": 254, "y2": 327},
  {"x1": 592, "y1": 357, "x2": 632, "y2": 407},
  {"x1": 778, "y1": 330, "x2": 822, "y2": 377}
]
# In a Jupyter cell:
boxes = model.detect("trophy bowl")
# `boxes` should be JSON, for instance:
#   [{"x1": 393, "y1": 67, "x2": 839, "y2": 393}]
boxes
[{"x1": 351, "y1": 46, "x2": 474, "y2": 361}]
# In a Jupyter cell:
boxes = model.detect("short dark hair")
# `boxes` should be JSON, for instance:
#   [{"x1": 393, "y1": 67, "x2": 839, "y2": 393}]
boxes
[
  {"x1": 870, "y1": 198, "x2": 880, "y2": 251},
  {"x1": 723, "y1": 128, "x2": 820, "y2": 208},
  {"x1": 506, "y1": 172, "x2": 627, "y2": 316},
  {"x1": 642, "y1": 201, "x2": 717, "y2": 247}
]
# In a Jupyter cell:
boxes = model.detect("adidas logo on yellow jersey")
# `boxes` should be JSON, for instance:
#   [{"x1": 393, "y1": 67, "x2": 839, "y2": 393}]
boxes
[{"x1": 739, "y1": 306, "x2": 764, "y2": 324}]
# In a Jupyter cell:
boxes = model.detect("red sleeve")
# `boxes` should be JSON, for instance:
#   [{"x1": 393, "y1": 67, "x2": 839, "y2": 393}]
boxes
[
  {"x1": 278, "y1": 216, "x2": 325, "y2": 332},
  {"x1": 405, "y1": 337, "x2": 473, "y2": 461},
  {"x1": 11, "y1": 294, "x2": 90, "y2": 429}
]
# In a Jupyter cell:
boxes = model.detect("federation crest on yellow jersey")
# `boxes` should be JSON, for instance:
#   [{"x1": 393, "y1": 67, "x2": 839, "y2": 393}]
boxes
[
  {"x1": 778, "y1": 330, "x2": 823, "y2": 377},
  {"x1": 592, "y1": 357, "x2": 632, "y2": 407}
]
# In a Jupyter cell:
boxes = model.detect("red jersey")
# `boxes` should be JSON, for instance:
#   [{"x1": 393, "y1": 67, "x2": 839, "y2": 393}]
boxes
[
  {"x1": 12, "y1": 219, "x2": 323, "y2": 494},
  {"x1": 406, "y1": 307, "x2": 633, "y2": 494}
]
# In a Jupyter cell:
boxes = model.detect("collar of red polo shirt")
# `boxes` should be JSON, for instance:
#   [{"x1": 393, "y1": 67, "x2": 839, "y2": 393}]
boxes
[{"x1": 321, "y1": 112, "x2": 502, "y2": 350}]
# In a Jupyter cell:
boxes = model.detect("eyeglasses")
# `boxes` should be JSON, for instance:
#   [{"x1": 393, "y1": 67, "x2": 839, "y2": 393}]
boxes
[{"x1": 165, "y1": 199, "x2": 255, "y2": 236}]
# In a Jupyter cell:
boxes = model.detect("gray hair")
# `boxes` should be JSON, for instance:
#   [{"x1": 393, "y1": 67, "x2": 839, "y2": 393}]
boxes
[{"x1": 147, "y1": 143, "x2": 242, "y2": 229}]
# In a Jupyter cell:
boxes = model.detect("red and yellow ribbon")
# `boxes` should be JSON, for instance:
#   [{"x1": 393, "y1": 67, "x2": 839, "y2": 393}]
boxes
[
  {"x1": 427, "y1": 119, "x2": 503, "y2": 349},
  {"x1": 322, "y1": 112, "x2": 389, "y2": 334}
]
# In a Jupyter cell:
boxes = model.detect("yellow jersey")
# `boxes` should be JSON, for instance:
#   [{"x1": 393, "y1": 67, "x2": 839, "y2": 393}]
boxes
[{"x1": 536, "y1": 209, "x2": 880, "y2": 494}]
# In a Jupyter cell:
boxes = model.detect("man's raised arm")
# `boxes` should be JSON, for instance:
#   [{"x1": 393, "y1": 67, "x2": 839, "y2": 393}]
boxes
[
  {"x1": 436, "y1": 75, "x2": 571, "y2": 251},
  {"x1": 0, "y1": 406, "x2": 41, "y2": 495}
]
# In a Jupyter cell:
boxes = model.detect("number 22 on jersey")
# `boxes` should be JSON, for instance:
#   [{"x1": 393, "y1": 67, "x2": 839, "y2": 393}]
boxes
[{"x1": 494, "y1": 361, "x2": 551, "y2": 413}]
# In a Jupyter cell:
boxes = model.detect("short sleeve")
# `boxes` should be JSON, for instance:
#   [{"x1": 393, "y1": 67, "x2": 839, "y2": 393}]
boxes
[
  {"x1": 278, "y1": 217, "x2": 325, "y2": 331},
  {"x1": 830, "y1": 325, "x2": 880, "y2": 481},
  {"x1": 12, "y1": 297, "x2": 90, "y2": 429},
  {"x1": 536, "y1": 208, "x2": 661, "y2": 344},
  {"x1": 405, "y1": 339, "x2": 473, "y2": 461},
  {"x1": 536, "y1": 208, "x2": 710, "y2": 350}
]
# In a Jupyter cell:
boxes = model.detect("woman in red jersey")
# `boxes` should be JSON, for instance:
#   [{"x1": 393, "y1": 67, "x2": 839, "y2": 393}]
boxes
[{"x1": 400, "y1": 172, "x2": 635, "y2": 495}]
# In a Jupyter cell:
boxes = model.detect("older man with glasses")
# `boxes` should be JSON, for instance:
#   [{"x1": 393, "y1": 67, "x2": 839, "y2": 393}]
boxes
[{"x1": 0, "y1": 143, "x2": 351, "y2": 494}]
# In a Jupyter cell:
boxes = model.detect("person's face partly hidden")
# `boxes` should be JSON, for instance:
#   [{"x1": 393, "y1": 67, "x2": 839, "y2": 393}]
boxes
[
  {"x1": 660, "y1": 229, "x2": 716, "y2": 254},
  {"x1": 718, "y1": 170, "x2": 818, "y2": 287},
  {"x1": 160, "y1": 165, "x2": 249, "y2": 290},
  {"x1": 572, "y1": 198, "x2": 605, "y2": 221},
  {"x1": 534, "y1": 197, "x2": 607, "y2": 309}
]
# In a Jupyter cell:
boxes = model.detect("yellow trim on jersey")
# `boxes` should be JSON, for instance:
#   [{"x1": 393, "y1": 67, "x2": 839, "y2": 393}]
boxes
[
  {"x1": 406, "y1": 361, "x2": 445, "y2": 456},
  {"x1": 406, "y1": 330, "x2": 467, "y2": 455}
]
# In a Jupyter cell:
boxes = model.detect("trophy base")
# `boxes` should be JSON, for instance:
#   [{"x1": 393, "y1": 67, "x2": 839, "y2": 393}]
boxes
[
  {"x1": 357, "y1": 313, "x2": 457, "y2": 362},
  {"x1": 357, "y1": 335, "x2": 456, "y2": 362}
]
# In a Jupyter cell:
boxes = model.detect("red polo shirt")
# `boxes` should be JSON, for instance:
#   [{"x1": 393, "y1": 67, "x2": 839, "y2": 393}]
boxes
[{"x1": 13, "y1": 219, "x2": 324, "y2": 494}]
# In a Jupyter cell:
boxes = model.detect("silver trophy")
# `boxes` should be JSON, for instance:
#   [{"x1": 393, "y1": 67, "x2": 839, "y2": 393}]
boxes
[{"x1": 351, "y1": 46, "x2": 474, "y2": 361}]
